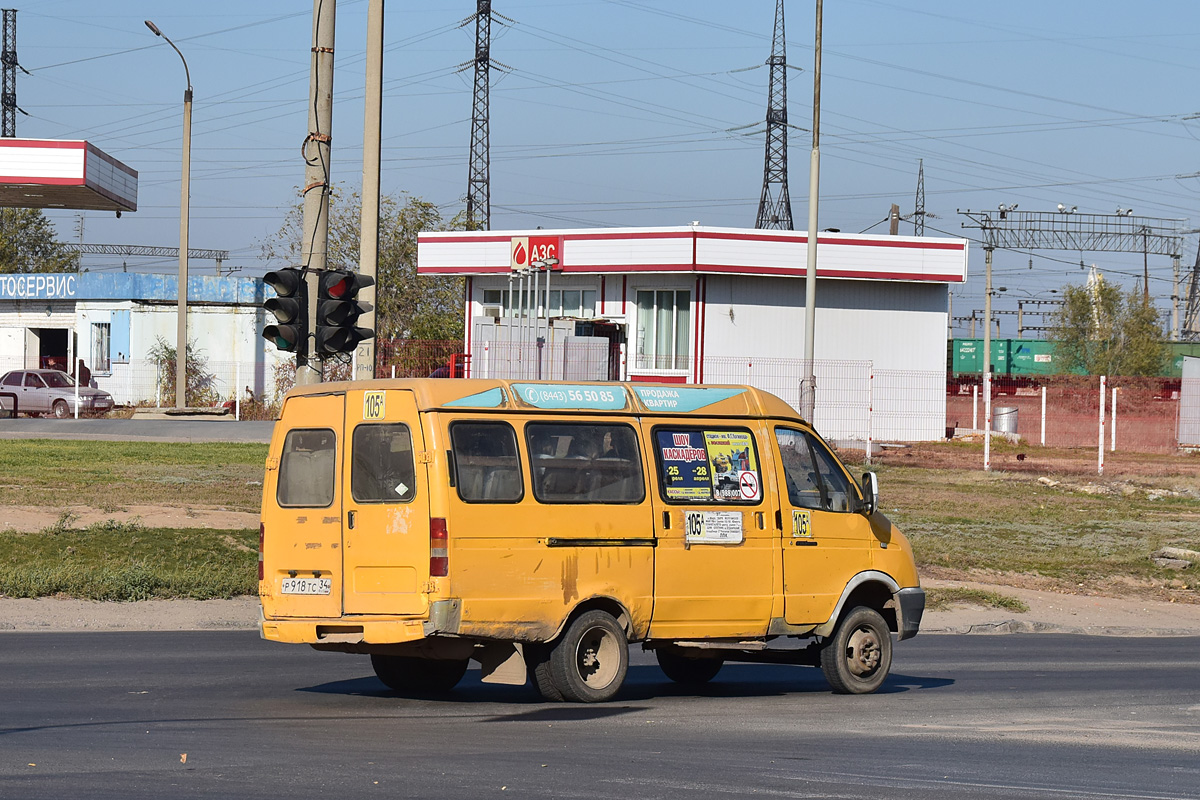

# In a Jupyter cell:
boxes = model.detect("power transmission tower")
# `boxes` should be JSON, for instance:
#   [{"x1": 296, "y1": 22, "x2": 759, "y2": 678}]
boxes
[
  {"x1": 1, "y1": 9, "x2": 28, "y2": 138},
  {"x1": 913, "y1": 159, "x2": 925, "y2": 236},
  {"x1": 466, "y1": 0, "x2": 494, "y2": 231},
  {"x1": 1184, "y1": 243, "x2": 1200, "y2": 340},
  {"x1": 755, "y1": 0, "x2": 792, "y2": 230}
]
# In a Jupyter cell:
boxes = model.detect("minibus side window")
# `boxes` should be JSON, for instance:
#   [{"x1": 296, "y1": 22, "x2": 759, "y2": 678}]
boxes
[
  {"x1": 527, "y1": 422, "x2": 645, "y2": 504},
  {"x1": 776, "y1": 426, "x2": 856, "y2": 513},
  {"x1": 351, "y1": 424, "x2": 417, "y2": 503},
  {"x1": 652, "y1": 427, "x2": 763, "y2": 504},
  {"x1": 450, "y1": 421, "x2": 523, "y2": 503},
  {"x1": 277, "y1": 428, "x2": 336, "y2": 508},
  {"x1": 807, "y1": 434, "x2": 858, "y2": 512}
]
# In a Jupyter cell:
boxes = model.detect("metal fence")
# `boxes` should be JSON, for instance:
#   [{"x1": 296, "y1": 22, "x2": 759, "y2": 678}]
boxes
[
  {"x1": 5, "y1": 339, "x2": 1192, "y2": 456},
  {"x1": 948, "y1": 375, "x2": 1184, "y2": 454}
]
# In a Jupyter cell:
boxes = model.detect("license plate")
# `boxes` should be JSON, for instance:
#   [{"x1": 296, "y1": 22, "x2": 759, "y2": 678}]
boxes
[{"x1": 280, "y1": 577, "x2": 332, "y2": 595}]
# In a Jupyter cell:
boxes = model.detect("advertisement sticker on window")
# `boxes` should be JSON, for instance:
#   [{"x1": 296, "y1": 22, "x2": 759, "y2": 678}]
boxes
[
  {"x1": 656, "y1": 428, "x2": 760, "y2": 503},
  {"x1": 704, "y1": 430, "x2": 760, "y2": 502},
  {"x1": 656, "y1": 430, "x2": 711, "y2": 501}
]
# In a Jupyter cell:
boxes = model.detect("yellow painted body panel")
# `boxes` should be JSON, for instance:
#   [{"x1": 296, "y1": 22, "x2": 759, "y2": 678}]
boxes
[
  {"x1": 444, "y1": 414, "x2": 654, "y2": 641},
  {"x1": 260, "y1": 391, "x2": 345, "y2": 621},
  {"x1": 259, "y1": 379, "x2": 921, "y2": 649},
  {"x1": 341, "y1": 388, "x2": 430, "y2": 616},
  {"x1": 643, "y1": 418, "x2": 777, "y2": 639}
]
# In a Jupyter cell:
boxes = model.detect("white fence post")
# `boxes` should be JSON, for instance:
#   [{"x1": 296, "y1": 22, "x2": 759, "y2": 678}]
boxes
[
  {"x1": 865, "y1": 368, "x2": 874, "y2": 464},
  {"x1": 1110, "y1": 386, "x2": 1117, "y2": 452},
  {"x1": 984, "y1": 371, "x2": 992, "y2": 472},
  {"x1": 1040, "y1": 384, "x2": 1047, "y2": 446},
  {"x1": 1098, "y1": 375, "x2": 1107, "y2": 475}
]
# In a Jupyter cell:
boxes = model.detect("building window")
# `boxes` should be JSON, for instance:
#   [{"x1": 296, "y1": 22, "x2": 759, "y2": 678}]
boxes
[
  {"x1": 483, "y1": 289, "x2": 596, "y2": 319},
  {"x1": 635, "y1": 290, "x2": 689, "y2": 370},
  {"x1": 91, "y1": 322, "x2": 111, "y2": 373}
]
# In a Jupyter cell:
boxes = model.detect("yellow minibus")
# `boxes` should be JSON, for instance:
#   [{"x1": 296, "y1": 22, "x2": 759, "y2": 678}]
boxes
[{"x1": 259, "y1": 379, "x2": 924, "y2": 702}]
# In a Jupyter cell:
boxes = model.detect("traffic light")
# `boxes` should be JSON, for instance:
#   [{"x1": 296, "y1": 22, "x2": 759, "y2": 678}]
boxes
[
  {"x1": 262, "y1": 268, "x2": 308, "y2": 353},
  {"x1": 315, "y1": 269, "x2": 375, "y2": 355}
]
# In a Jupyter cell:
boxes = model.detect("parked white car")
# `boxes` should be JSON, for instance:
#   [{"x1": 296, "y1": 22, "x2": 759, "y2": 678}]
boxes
[{"x1": 0, "y1": 369, "x2": 114, "y2": 418}]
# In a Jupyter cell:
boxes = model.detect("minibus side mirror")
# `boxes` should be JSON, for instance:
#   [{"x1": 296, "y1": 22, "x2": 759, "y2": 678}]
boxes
[{"x1": 860, "y1": 471, "x2": 879, "y2": 515}]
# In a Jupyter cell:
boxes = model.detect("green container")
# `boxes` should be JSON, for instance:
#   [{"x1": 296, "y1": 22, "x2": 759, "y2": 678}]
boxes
[
  {"x1": 1009, "y1": 339, "x2": 1057, "y2": 376},
  {"x1": 1167, "y1": 343, "x2": 1200, "y2": 378},
  {"x1": 951, "y1": 338, "x2": 1011, "y2": 375}
]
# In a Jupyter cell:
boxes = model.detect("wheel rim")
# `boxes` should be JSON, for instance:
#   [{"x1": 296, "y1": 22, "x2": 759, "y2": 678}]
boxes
[
  {"x1": 575, "y1": 623, "x2": 621, "y2": 689},
  {"x1": 845, "y1": 624, "x2": 883, "y2": 678},
  {"x1": 54, "y1": 402, "x2": 68, "y2": 418}
]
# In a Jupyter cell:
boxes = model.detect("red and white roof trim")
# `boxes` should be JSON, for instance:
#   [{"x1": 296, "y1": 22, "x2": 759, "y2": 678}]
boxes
[{"x1": 419, "y1": 226, "x2": 967, "y2": 283}]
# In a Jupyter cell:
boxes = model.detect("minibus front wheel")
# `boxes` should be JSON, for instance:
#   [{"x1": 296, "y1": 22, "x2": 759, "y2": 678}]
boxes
[
  {"x1": 819, "y1": 606, "x2": 893, "y2": 695},
  {"x1": 537, "y1": 609, "x2": 629, "y2": 703}
]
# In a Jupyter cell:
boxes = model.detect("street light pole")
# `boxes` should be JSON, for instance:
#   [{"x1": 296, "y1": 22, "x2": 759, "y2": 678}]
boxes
[{"x1": 145, "y1": 20, "x2": 192, "y2": 409}]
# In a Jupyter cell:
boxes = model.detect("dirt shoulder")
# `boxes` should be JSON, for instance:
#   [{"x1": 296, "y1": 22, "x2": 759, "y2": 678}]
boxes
[
  {"x1": 1, "y1": 504, "x2": 259, "y2": 533},
  {"x1": 4, "y1": 581, "x2": 1200, "y2": 635}
]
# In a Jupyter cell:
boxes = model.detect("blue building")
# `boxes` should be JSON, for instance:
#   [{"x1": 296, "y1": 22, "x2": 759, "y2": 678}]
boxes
[{"x1": 0, "y1": 272, "x2": 287, "y2": 406}]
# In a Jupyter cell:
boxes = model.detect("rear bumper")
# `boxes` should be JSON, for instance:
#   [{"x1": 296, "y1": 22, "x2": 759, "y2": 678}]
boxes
[
  {"x1": 895, "y1": 587, "x2": 925, "y2": 641},
  {"x1": 260, "y1": 616, "x2": 428, "y2": 645}
]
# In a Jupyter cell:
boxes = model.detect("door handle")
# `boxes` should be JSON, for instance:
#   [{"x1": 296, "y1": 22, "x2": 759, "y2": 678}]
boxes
[
  {"x1": 347, "y1": 510, "x2": 356, "y2": 530},
  {"x1": 756, "y1": 512, "x2": 765, "y2": 530}
]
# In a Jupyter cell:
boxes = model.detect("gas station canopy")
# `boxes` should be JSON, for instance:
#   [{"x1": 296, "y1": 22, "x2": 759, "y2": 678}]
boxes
[{"x1": 0, "y1": 138, "x2": 137, "y2": 212}]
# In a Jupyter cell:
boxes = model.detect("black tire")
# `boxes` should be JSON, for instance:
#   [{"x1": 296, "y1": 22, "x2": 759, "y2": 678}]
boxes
[
  {"x1": 53, "y1": 400, "x2": 70, "y2": 419},
  {"x1": 545, "y1": 610, "x2": 629, "y2": 703},
  {"x1": 370, "y1": 654, "x2": 469, "y2": 694},
  {"x1": 656, "y1": 648, "x2": 723, "y2": 685},
  {"x1": 819, "y1": 606, "x2": 893, "y2": 695},
  {"x1": 525, "y1": 643, "x2": 565, "y2": 702}
]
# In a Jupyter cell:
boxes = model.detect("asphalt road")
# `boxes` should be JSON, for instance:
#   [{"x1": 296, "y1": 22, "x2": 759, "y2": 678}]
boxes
[
  {"x1": 0, "y1": 418, "x2": 273, "y2": 443},
  {"x1": 2, "y1": 632, "x2": 1198, "y2": 799}
]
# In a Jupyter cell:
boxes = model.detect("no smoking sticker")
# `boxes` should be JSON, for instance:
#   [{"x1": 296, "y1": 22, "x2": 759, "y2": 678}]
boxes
[{"x1": 738, "y1": 471, "x2": 760, "y2": 500}]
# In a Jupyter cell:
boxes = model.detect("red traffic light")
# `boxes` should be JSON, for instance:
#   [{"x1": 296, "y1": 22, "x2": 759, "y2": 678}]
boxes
[{"x1": 318, "y1": 270, "x2": 373, "y2": 301}]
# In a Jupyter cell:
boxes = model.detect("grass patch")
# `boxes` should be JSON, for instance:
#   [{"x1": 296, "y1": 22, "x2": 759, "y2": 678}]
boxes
[
  {"x1": 0, "y1": 439, "x2": 268, "y2": 511},
  {"x1": 925, "y1": 587, "x2": 1029, "y2": 613},
  {"x1": 867, "y1": 464, "x2": 1200, "y2": 589},
  {"x1": 0, "y1": 522, "x2": 257, "y2": 600}
]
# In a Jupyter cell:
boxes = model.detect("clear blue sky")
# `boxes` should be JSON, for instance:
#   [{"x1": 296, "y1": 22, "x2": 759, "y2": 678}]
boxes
[{"x1": 15, "y1": 0, "x2": 1200, "y2": 336}]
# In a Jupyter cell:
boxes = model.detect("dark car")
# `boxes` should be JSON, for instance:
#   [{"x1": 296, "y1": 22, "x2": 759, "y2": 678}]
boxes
[{"x1": 0, "y1": 369, "x2": 114, "y2": 418}]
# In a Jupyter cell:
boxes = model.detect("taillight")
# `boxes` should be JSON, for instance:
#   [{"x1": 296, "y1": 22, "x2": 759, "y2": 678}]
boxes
[
  {"x1": 429, "y1": 517, "x2": 448, "y2": 577},
  {"x1": 258, "y1": 523, "x2": 265, "y2": 581}
]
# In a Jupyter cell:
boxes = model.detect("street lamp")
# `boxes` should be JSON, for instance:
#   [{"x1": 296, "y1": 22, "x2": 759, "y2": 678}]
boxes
[{"x1": 145, "y1": 19, "x2": 192, "y2": 409}]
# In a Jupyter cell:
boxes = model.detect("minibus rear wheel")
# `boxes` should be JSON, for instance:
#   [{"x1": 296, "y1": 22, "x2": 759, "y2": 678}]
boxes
[
  {"x1": 656, "y1": 648, "x2": 723, "y2": 685},
  {"x1": 819, "y1": 606, "x2": 892, "y2": 694},
  {"x1": 546, "y1": 610, "x2": 629, "y2": 703},
  {"x1": 370, "y1": 654, "x2": 469, "y2": 694}
]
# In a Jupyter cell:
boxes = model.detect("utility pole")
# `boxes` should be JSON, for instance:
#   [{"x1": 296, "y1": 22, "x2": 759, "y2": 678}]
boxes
[
  {"x1": 298, "y1": 0, "x2": 335, "y2": 386},
  {"x1": 800, "y1": 0, "x2": 822, "y2": 420},
  {"x1": 755, "y1": 0, "x2": 792, "y2": 230},
  {"x1": 356, "y1": 0, "x2": 383, "y2": 382},
  {"x1": 466, "y1": 0, "x2": 493, "y2": 230}
]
